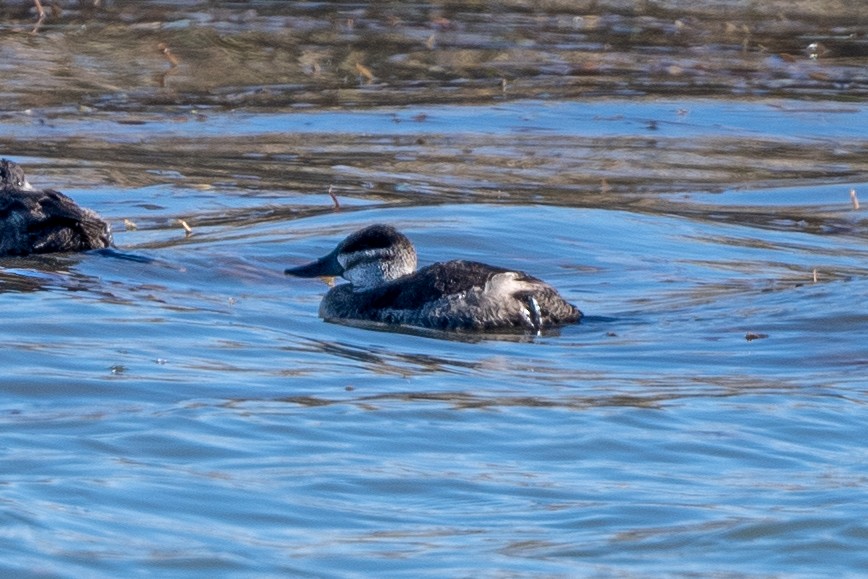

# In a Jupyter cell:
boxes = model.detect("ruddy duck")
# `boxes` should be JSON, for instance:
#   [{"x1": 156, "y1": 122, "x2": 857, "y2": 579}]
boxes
[
  {"x1": 0, "y1": 158, "x2": 112, "y2": 256},
  {"x1": 284, "y1": 224, "x2": 582, "y2": 332}
]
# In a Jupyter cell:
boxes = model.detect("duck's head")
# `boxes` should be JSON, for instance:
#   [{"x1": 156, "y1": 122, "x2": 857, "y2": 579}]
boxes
[
  {"x1": 0, "y1": 159, "x2": 34, "y2": 191},
  {"x1": 285, "y1": 224, "x2": 418, "y2": 290}
]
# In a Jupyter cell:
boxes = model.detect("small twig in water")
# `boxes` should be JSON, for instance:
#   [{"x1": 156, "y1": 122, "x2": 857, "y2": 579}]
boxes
[
  {"x1": 850, "y1": 188, "x2": 860, "y2": 210},
  {"x1": 31, "y1": 0, "x2": 46, "y2": 34},
  {"x1": 328, "y1": 185, "x2": 341, "y2": 210},
  {"x1": 178, "y1": 218, "x2": 193, "y2": 236},
  {"x1": 158, "y1": 43, "x2": 180, "y2": 68},
  {"x1": 355, "y1": 63, "x2": 374, "y2": 84},
  {"x1": 156, "y1": 43, "x2": 180, "y2": 87}
]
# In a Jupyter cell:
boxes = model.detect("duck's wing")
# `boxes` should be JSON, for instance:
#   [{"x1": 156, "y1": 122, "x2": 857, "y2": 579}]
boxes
[{"x1": 365, "y1": 261, "x2": 509, "y2": 311}]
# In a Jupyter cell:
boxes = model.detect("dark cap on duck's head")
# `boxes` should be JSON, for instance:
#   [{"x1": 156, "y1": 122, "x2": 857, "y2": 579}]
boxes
[
  {"x1": 339, "y1": 224, "x2": 403, "y2": 254},
  {"x1": 285, "y1": 224, "x2": 418, "y2": 290}
]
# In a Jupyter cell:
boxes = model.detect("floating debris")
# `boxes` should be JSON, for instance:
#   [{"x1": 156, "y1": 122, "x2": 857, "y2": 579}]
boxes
[
  {"x1": 813, "y1": 268, "x2": 819, "y2": 283},
  {"x1": 430, "y1": 16, "x2": 452, "y2": 30},
  {"x1": 123, "y1": 218, "x2": 138, "y2": 231},
  {"x1": 328, "y1": 185, "x2": 340, "y2": 210},
  {"x1": 30, "y1": 0, "x2": 45, "y2": 34},
  {"x1": 745, "y1": 332, "x2": 769, "y2": 342},
  {"x1": 178, "y1": 218, "x2": 193, "y2": 236},
  {"x1": 806, "y1": 42, "x2": 827, "y2": 60},
  {"x1": 355, "y1": 62, "x2": 374, "y2": 84},
  {"x1": 156, "y1": 42, "x2": 180, "y2": 88},
  {"x1": 29, "y1": 0, "x2": 98, "y2": 31},
  {"x1": 158, "y1": 43, "x2": 180, "y2": 68},
  {"x1": 851, "y1": 188, "x2": 860, "y2": 210}
]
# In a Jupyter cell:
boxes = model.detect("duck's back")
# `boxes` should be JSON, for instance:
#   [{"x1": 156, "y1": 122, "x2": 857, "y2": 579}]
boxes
[
  {"x1": 322, "y1": 260, "x2": 582, "y2": 331},
  {"x1": 0, "y1": 187, "x2": 112, "y2": 256}
]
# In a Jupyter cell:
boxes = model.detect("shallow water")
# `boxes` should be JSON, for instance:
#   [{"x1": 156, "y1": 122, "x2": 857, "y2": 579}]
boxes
[{"x1": 1, "y1": 1, "x2": 868, "y2": 577}]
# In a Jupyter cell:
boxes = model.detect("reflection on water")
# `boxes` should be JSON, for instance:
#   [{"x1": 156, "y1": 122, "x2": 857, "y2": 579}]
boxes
[
  {"x1": 1, "y1": 0, "x2": 865, "y2": 109},
  {"x1": 1, "y1": 1, "x2": 867, "y2": 578},
  {"x1": 3, "y1": 101, "x2": 866, "y2": 227}
]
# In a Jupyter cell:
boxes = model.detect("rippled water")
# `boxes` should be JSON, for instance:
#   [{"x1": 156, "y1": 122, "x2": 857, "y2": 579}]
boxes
[{"x1": 1, "y1": 2, "x2": 867, "y2": 577}]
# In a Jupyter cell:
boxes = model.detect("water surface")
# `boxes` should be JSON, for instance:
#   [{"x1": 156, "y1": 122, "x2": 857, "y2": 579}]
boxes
[{"x1": 1, "y1": 1, "x2": 867, "y2": 577}]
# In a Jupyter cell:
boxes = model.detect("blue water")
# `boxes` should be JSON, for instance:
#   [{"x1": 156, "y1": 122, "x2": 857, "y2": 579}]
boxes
[
  {"x1": 2, "y1": 154, "x2": 868, "y2": 577},
  {"x1": 3, "y1": 0, "x2": 867, "y2": 573},
  {"x1": 7, "y1": 100, "x2": 866, "y2": 142}
]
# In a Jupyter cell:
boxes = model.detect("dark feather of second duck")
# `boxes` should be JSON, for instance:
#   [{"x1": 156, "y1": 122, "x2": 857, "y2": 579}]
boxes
[
  {"x1": 0, "y1": 158, "x2": 112, "y2": 256},
  {"x1": 285, "y1": 224, "x2": 582, "y2": 332}
]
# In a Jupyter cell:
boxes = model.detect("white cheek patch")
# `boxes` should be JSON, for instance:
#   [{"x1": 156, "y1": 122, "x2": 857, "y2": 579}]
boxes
[
  {"x1": 339, "y1": 247, "x2": 417, "y2": 290},
  {"x1": 340, "y1": 249, "x2": 387, "y2": 290},
  {"x1": 338, "y1": 249, "x2": 376, "y2": 271}
]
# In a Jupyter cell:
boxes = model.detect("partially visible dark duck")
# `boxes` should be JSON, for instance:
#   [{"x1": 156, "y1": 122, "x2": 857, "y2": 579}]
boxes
[
  {"x1": 284, "y1": 224, "x2": 582, "y2": 333},
  {"x1": 0, "y1": 158, "x2": 112, "y2": 256}
]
